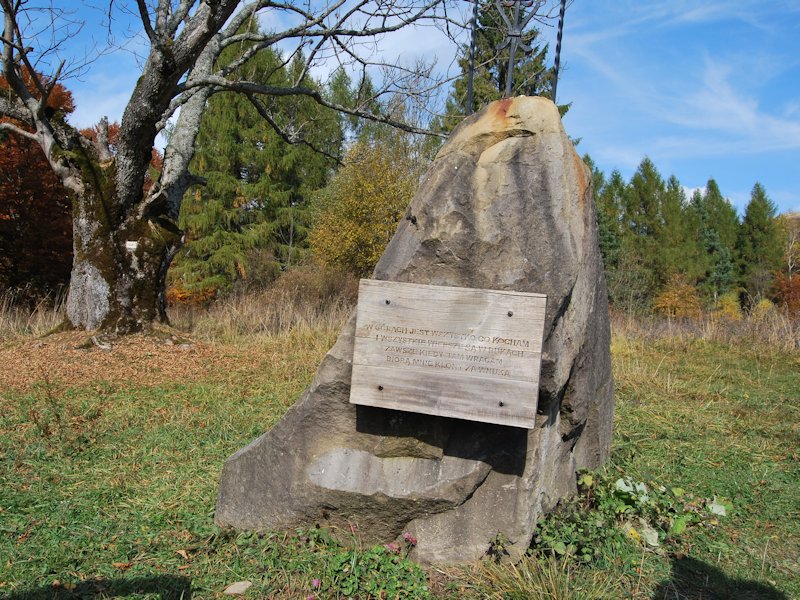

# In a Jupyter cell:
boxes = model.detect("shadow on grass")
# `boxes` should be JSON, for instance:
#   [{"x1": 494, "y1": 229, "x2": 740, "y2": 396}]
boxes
[
  {"x1": 1, "y1": 575, "x2": 191, "y2": 600},
  {"x1": 654, "y1": 556, "x2": 787, "y2": 600}
]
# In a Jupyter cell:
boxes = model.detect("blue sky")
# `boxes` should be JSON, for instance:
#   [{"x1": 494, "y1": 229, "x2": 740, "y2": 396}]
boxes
[
  {"x1": 51, "y1": 1, "x2": 800, "y2": 215},
  {"x1": 542, "y1": 0, "x2": 800, "y2": 215}
]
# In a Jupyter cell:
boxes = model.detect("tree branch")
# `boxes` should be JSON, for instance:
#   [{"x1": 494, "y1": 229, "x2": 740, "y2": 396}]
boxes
[
  {"x1": 39, "y1": 59, "x2": 64, "y2": 109},
  {"x1": 0, "y1": 120, "x2": 37, "y2": 141},
  {"x1": 136, "y1": 0, "x2": 157, "y2": 43},
  {"x1": 245, "y1": 92, "x2": 342, "y2": 164},
  {"x1": 166, "y1": 0, "x2": 202, "y2": 37},
  {"x1": 186, "y1": 76, "x2": 445, "y2": 138},
  {"x1": 4, "y1": 4, "x2": 47, "y2": 102},
  {"x1": 0, "y1": 94, "x2": 33, "y2": 125}
]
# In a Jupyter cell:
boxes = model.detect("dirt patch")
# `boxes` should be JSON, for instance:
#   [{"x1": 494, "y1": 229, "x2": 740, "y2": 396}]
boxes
[{"x1": 0, "y1": 331, "x2": 244, "y2": 392}]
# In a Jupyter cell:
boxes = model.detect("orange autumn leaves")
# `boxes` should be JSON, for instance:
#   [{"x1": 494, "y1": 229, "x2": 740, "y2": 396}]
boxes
[{"x1": 0, "y1": 70, "x2": 74, "y2": 297}]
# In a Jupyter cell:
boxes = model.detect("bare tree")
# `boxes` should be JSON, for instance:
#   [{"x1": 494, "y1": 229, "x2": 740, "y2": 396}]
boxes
[
  {"x1": 778, "y1": 213, "x2": 800, "y2": 277},
  {"x1": 0, "y1": 0, "x2": 461, "y2": 333}
]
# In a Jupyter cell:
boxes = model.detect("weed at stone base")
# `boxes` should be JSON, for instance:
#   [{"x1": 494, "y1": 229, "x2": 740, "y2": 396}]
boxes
[
  {"x1": 197, "y1": 526, "x2": 429, "y2": 599},
  {"x1": 531, "y1": 470, "x2": 728, "y2": 564}
]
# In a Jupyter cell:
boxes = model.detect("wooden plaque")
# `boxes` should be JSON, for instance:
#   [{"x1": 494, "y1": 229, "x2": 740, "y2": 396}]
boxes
[{"x1": 350, "y1": 280, "x2": 547, "y2": 429}]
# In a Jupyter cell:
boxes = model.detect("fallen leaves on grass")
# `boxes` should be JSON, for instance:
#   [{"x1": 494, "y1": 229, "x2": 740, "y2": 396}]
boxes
[{"x1": 0, "y1": 331, "x2": 244, "y2": 392}]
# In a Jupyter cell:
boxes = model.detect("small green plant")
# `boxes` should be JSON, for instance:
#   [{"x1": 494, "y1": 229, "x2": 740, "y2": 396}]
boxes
[
  {"x1": 24, "y1": 370, "x2": 65, "y2": 439},
  {"x1": 289, "y1": 527, "x2": 428, "y2": 599},
  {"x1": 325, "y1": 543, "x2": 428, "y2": 598},
  {"x1": 531, "y1": 470, "x2": 729, "y2": 563},
  {"x1": 486, "y1": 532, "x2": 511, "y2": 562}
]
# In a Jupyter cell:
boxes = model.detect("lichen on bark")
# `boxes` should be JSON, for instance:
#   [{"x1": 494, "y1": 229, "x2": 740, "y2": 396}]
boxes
[{"x1": 64, "y1": 142, "x2": 182, "y2": 333}]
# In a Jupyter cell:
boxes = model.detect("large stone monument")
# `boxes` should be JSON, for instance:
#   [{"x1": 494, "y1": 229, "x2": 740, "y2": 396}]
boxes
[{"x1": 215, "y1": 96, "x2": 614, "y2": 564}]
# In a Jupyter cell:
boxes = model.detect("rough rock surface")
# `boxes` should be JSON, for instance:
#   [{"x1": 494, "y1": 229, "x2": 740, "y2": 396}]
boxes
[{"x1": 215, "y1": 96, "x2": 614, "y2": 564}]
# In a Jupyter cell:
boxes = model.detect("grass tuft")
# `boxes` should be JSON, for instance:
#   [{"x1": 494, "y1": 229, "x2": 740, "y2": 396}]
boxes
[
  {"x1": 611, "y1": 308, "x2": 799, "y2": 352},
  {"x1": 464, "y1": 554, "x2": 624, "y2": 599},
  {"x1": 0, "y1": 290, "x2": 65, "y2": 341},
  {"x1": 168, "y1": 265, "x2": 358, "y2": 342}
]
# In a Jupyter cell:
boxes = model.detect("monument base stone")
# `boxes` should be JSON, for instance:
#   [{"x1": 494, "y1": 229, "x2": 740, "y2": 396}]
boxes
[{"x1": 215, "y1": 96, "x2": 614, "y2": 564}]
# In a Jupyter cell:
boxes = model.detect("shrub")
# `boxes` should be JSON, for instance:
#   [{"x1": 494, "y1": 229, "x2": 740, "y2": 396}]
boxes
[
  {"x1": 652, "y1": 275, "x2": 701, "y2": 319},
  {"x1": 714, "y1": 290, "x2": 743, "y2": 322},
  {"x1": 750, "y1": 298, "x2": 776, "y2": 322},
  {"x1": 530, "y1": 470, "x2": 728, "y2": 564},
  {"x1": 166, "y1": 283, "x2": 218, "y2": 307},
  {"x1": 266, "y1": 263, "x2": 360, "y2": 309},
  {"x1": 773, "y1": 272, "x2": 800, "y2": 317},
  {"x1": 309, "y1": 140, "x2": 418, "y2": 275}
]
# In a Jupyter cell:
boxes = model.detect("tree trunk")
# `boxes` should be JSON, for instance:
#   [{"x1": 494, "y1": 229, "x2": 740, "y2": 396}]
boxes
[{"x1": 65, "y1": 159, "x2": 182, "y2": 334}]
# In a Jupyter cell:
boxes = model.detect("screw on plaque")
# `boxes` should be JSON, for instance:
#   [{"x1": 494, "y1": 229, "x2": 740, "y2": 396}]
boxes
[
  {"x1": 385, "y1": 299, "x2": 391, "y2": 305},
  {"x1": 507, "y1": 310, "x2": 514, "y2": 317},
  {"x1": 498, "y1": 401, "x2": 505, "y2": 407},
  {"x1": 378, "y1": 385, "x2": 384, "y2": 391}
]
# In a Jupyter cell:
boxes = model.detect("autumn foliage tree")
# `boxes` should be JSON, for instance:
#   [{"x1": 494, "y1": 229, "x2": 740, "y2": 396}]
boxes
[
  {"x1": 652, "y1": 275, "x2": 702, "y2": 319},
  {"x1": 309, "y1": 136, "x2": 419, "y2": 275},
  {"x1": 772, "y1": 273, "x2": 800, "y2": 317},
  {"x1": 773, "y1": 213, "x2": 800, "y2": 316},
  {"x1": 0, "y1": 72, "x2": 73, "y2": 301}
]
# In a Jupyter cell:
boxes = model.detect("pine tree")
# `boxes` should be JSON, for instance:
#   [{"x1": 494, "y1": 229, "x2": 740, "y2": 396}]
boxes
[
  {"x1": 620, "y1": 158, "x2": 663, "y2": 288},
  {"x1": 687, "y1": 189, "x2": 711, "y2": 280},
  {"x1": 736, "y1": 183, "x2": 783, "y2": 302},
  {"x1": 439, "y1": 1, "x2": 562, "y2": 131},
  {"x1": 654, "y1": 176, "x2": 704, "y2": 285},
  {"x1": 327, "y1": 68, "x2": 386, "y2": 143},
  {"x1": 704, "y1": 231, "x2": 735, "y2": 301},
  {"x1": 169, "y1": 41, "x2": 340, "y2": 298},
  {"x1": 702, "y1": 179, "x2": 739, "y2": 254},
  {"x1": 623, "y1": 158, "x2": 664, "y2": 238},
  {"x1": 587, "y1": 159, "x2": 621, "y2": 270},
  {"x1": 692, "y1": 180, "x2": 739, "y2": 301},
  {"x1": 595, "y1": 159, "x2": 664, "y2": 312}
]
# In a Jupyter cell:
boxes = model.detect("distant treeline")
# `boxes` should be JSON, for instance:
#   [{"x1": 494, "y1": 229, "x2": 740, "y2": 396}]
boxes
[
  {"x1": 3, "y1": 124, "x2": 798, "y2": 320},
  {"x1": 585, "y1": 156, "x2": 797, "y2": 317}
]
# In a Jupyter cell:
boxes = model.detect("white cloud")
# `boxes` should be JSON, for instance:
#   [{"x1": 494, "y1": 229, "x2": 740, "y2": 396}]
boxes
[
  {"x1": 682, "y1": 185, "x2": 705, "y2": 200},
  {"x1": 556, "y1": 1, "x2": 800, "y2": 215},
  {"x1": 566, "y1": 29, "x2": 800, "y2": 162},
  {"x1": 660, "y1": 59, "x2": 800, "y2": 154}
]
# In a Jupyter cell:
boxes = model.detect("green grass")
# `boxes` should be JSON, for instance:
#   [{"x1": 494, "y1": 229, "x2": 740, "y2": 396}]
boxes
[
  {"x1": 608, "y1": 335, "x2": 800, "y2": 598},
  {"x1": 1, "y1": 326, "x2": 798, "y2": 599}
]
